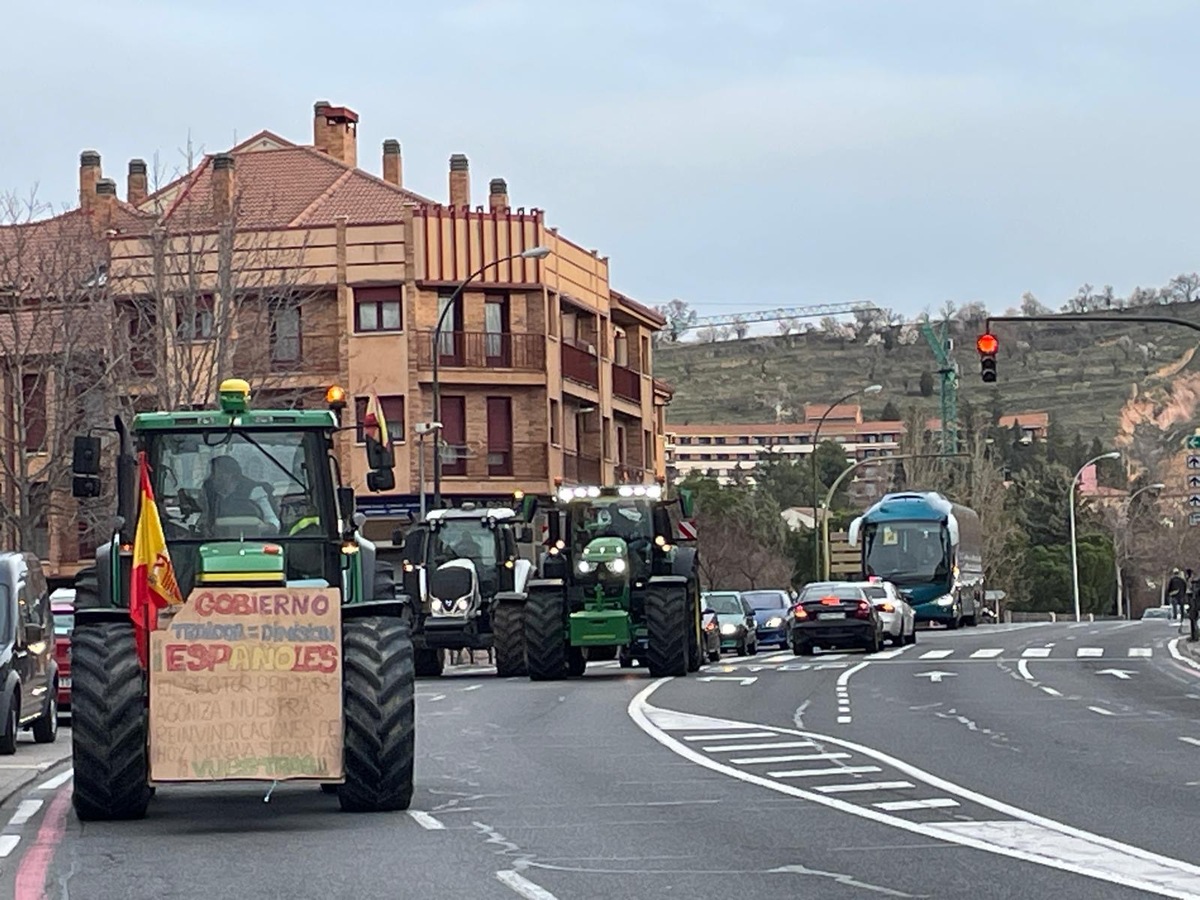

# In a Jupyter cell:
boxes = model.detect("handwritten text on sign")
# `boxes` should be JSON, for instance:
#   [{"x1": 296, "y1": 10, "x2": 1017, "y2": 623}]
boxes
[{"x1": 149, "y1": 588, "x2": 343, "y2": 782}]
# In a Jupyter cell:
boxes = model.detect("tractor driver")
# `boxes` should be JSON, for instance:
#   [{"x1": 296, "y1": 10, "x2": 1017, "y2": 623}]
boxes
[{"x1": 202, "y1": 456, "x2": 280, "y2": 531}]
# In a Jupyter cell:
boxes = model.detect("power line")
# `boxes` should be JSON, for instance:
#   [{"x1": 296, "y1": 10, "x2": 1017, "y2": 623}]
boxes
[{"x1": 677, "y1": 300, "x2": 878, "y2": 333}]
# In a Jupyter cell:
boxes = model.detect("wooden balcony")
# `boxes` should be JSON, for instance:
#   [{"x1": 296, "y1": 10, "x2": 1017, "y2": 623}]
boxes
[
  {"x1": 612, "y1": 363, "x2": 642, "y2": 402},
  {"x1": 561, "y1": 340, "x2": 598, "y2": 389},
  {"x1": 417, "y1": 331, "x2": 545, "y2": 371}
]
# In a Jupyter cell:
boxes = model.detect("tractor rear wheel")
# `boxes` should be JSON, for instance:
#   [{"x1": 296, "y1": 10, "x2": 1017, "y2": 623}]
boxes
[
  {"x1": 685, "y1": 579, "x2": 702, "y2": 673},
  {"x1": 646, "y1": 585, "x2": 688, "y2": 678},
  {"x1": 492, "y1": 600, "x2": 527, "y2": 677},
  {"x1": 414, "y1": 647, "x2": 445, "y2": 677},
  {"x1": 524, "y1": 589, "x2": 567, "y2": 681},
  {"x1": 339, "y1": 617, "x2": 415, "y2": 813},
  {"x1": 73, "y1": 565, "x2": 99, "y2": 609},
  {"x1": 71, "y1": 622, "x2": 152, "y2": 821}
]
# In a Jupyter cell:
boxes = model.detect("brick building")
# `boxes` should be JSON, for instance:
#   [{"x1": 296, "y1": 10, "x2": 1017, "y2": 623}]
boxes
[{"x1": 0, "y1": 100, "x2": 669, "y2": 575}]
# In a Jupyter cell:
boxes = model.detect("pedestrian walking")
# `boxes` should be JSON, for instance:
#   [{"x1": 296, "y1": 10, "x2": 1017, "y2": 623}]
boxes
[
  {"x1": 1168, "y1": 568, "x2": 1188, "y2": 620},
  {"x1": 1189, "y1": 575, "x2": 1200, "y2": 642}
]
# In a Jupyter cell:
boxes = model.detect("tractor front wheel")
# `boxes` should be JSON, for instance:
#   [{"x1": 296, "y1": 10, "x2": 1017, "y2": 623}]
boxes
[
  {"x1": 646, "y1": 585, "x2": 689, "y2": 678},
  {"x1": 524, "y1": 589, "x2": 567, "y2": 681},
  {"x1": 339, "y1": 617, "x2": 415, "y2": 813},
  {"x1": 492, "y1": 601, "x2": 527, "y2": 677},
  {"x1": 71, "y1": 622, "x2": 152, "y2": 821}
]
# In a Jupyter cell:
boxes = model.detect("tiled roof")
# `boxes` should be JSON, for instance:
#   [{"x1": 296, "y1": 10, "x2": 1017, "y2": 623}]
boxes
[
  {"x1": 667, "y1": 421, "x2": 904, "y2": 438},
  {"x1": 611, "y1": 290, "x2": 666, "y2": 327},
  {"x1": 0, "y1": 204, "x2": 148, "y2": 292},
  {"x1": 803, "y1": 403, "x2": 863, "y2": 423},
  {"x1": 998, "y1": 411, "x2": 1050, "y2": 429},
  {"x1": 146, "y1": 131, "x2": 434, "y2": 230}
]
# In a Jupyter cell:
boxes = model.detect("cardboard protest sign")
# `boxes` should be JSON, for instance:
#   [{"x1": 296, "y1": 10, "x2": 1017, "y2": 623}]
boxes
[{"x1": 148, "y1": 588, "x2": 343, "y2": 782}]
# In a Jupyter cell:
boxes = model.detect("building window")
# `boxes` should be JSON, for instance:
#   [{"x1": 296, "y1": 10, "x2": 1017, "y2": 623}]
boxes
[
  {"x1": 355, "y1": 286, "x2": 402, "y2": 332},
  {"x1": 176, "y1": 294, "x2": 214, "y2": 341},
  {"x1": 439, "y1": 396, "x2": 467, "y2": 476},
  {"x1": 21, "y1": 374, "x2": 46, "y2": 452},
  {"x1": 270, "y1": 305, "x2": 301, "y2": 363},
  {"x1": 487, "y1": 397, "x2": 513, "y2": 476},
  {"x1": 550, "y1": 399, "x2": 561, "y2": 446},
  {"x1": 485, "y1": 294, "x2": 508, "y2": 363},
  {"x1": 614, "y1": 329, "x2": 629, "y2": 367},
  {"x1": 616, "y1": 424, "x2": 627, "y2": 466},
  {"x1": 354, "y1": 395, "x2": 406, "y2": 444},
  {"x1": 437, "y1": 292, "x2": 461, "y2": 359}
]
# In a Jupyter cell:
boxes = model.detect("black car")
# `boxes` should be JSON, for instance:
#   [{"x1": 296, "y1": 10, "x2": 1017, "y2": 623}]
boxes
[
  {"x1": 0, "y1": 552, "x2": 59, "y2": 751},
  {"x1": 789, "y1": 581, "x2": 884, "y2": 656}
]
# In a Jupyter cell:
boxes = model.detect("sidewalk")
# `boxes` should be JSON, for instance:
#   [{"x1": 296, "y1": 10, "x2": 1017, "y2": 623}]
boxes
[{"x1": 0, "y1": 725, "x2": 72, "y2": 806}]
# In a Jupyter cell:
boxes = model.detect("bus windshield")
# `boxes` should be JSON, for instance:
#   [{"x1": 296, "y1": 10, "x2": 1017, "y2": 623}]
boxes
[{"x1": 864, "y1": 521, "x2": 949, "y2": 584}]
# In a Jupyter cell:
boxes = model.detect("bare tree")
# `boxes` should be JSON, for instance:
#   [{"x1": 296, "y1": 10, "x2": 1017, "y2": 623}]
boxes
[
  {"x1": 730, "y1": 315, "x2": 749, "y2": 339},
  {"x1": 654, "y1": 298, "x2": 696, "y2": 343}
]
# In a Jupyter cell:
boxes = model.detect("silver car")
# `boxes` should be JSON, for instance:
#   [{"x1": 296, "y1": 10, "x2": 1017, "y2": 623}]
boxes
[{"x1": 848, "y1": 580, "x2": 915, "y2": 647}]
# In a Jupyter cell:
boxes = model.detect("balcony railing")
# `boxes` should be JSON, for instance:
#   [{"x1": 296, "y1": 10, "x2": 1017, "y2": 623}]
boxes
[
  {"x1": 612, "y1": 363, "x2": 642, "y2": 402},
  {"x1": 615, "y1": 463, "x2": 651, "y2": 484},
  {"x1": 563, "y1": 450, "x2": 602, "y2": 484},
  {"x1": 436, "y1": 441, "x2": 549, "y2": 481},
  {"x1": 561, "y1": 341, "x2": 599, "y2": 388},
  {"x1": 417, "y1": 331, "x2": 545, "y2": 370}
]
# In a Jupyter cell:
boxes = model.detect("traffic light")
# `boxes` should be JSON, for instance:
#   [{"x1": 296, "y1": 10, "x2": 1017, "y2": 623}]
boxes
[{"x1": 976, "y1": 332, "x2": 998, "y2": 383}]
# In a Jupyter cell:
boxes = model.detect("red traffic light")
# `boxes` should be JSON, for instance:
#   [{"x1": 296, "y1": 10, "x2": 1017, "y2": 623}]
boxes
[{"x1": 976, "y1": 333, "x2": 998, "y2": 355}]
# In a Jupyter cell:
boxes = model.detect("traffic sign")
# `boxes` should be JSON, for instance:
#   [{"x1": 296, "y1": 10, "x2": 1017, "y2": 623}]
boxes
[
  {"x1": 1190, "y1": 512, "x2": 1200, "y2": 527},
  {"x1": 1188, "y1": 496, "x2": 1200, "y2": 508},
  {"x1": 1189, "y1": 455, "x2": 1200, "y2": 470},
  {"x1": 1190, "y1": 475, "x2": 1200, "y2": 489},
  {"x1": 1189, "y1": 435, "x2": 1200, "y2": 450}
]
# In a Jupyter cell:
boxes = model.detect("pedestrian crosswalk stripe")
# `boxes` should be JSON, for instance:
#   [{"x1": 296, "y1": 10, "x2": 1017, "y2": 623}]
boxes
[
  {"x1": 874, "y1": 798, "x2": 959, "y2": 812},
  {"x1": 919, "y1": 649, "x2": 954, "y2": 659},
  {"x1": 970, "y1": 648, "x2": 1003, "y2": 658},
  {"x1": 1128, "y1": 648, "x2": 1152, "y2": 657},
  {"x1": 1022, "y1": 647, "x2": 1052, "y2": 657},
  {"x1": 1076, "y1": 648, "x2": 1103, "y2": 657},
  {"x1": 816, "y1": 781, "x2": 915, "y2": 794},
  {"x1": 703, "y1": 740, "x2": 817, "y2": 753},
  {"x1": 730, "y1": 752, "x2": 850, "y2": 765},
  {"x1": 768, "y1": 765, "x2": 882, "y2": 778},
  {"x1": 682, "y1": 732, "x2": 775, "y2": 742}
]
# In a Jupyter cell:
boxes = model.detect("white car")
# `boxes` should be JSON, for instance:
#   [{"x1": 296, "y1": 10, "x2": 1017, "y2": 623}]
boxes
[{"x1": 848, "y1": 580, "x2": 915, "y2": 647}]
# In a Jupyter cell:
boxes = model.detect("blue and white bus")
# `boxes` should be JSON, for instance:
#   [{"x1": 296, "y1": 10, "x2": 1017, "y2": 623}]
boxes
[{"x1": 848, "y1": 491, "x2": 985, "y2": 629}]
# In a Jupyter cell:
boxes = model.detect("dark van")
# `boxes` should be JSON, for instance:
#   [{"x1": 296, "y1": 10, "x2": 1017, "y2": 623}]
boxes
[{"x1": 0, "y1": 552, "x2": 59, "y2": 751}]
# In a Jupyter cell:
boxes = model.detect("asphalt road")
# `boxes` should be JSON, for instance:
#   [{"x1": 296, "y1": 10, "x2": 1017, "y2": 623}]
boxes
[{"x1": 5, "y1": 621, "x2": 1200, "y2": 899}]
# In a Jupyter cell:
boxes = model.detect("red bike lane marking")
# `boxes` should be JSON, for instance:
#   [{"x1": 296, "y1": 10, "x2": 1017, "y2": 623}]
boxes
[{"x1": 14, "y1": 783, "x2": 71, "y2": 900}]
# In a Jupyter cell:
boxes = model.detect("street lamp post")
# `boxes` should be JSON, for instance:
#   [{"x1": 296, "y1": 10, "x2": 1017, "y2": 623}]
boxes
[
  {"x1": 1070, "y1": 450, "x2": 1121, "y2": 623},
  {"x1": 431, "y1": 246, "x2": 551, "y2": 509},
  {"x1": 413, "y1": 422, "x2": 443, "y2": 521},
  {"x1": 1114, "y1": 481, "x2": 1164, "y2": 619},
  {"x1": 810, "y1": 384, "x2": 882, "y2": 578}
]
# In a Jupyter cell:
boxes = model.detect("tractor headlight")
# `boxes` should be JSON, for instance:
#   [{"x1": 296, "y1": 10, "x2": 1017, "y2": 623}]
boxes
[
  {"x1": 765, "y1": 616, "x2": 783, "y2": 628},
  {"x1": 578, "y1": 560, "x2": 594, "y2": 574},
  {"x1": 607, "y1": 558, "x2": 627, "y2": 574},
  {"x1": 720, "y1": 623, "x2": 737, "y2": 636}
]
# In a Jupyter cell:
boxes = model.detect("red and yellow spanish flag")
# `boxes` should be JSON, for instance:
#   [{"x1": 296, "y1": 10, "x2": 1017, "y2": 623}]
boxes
[
  {"x1": 362, "y1": 393, "x2": 390, "y2": 447},
  {"x1": 130, "y1": 452, "x2": 184, "y2": 666}
]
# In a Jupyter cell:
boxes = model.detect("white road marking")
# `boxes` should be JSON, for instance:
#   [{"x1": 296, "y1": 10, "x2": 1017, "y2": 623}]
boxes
[
  {"x1": 1096, "y1": 669, "x2": 1135, "y2": 680},
  {"x1": 816, "y1": 654, "x2": 848, "y2": 662},
  {"x1": 0, "y1": 836, "x2": 19, "y2": 858},
  {"x1": 682, "y1": 732, "x2": 775, "y2": 742},
  {"x1": 697, "y1": 676, "x2": 757, "y2": 685},
  {"x1": 730, "y1": 752, "x2": 851, "y2": 765},
  {"x1": 1023, "y1": 647, "x2": 1052, "y2": 658},
  {"x1": 816, "y1": 781, "x2": 916, "y2": 794},
  {"x1": 629, "y1": 683, "x2": 1200, "y2": 899},
  {"x1": 1088, "y1": 706, "x2": 1115, "y2": 717},
  {"x1": 874, "y1": 798, "x2": 960, "y2": 812},
  {"x1": 1168, "y1": 638, "x2": 1200, "y2": 672},
  {"x1": 496, "y1": 869, "x2": 559, "y2": 900},
  {"x1": 970, "y1": 648, "x2": 1004, "y2": 658},
  {"x1": 703, "y1": 740, "x2": 816, "y2": 753},
  {"x1": 1042, "y1": 687, "x2": 1062, "y2": 697},
  {"x1": 1017, "y1": 660, "x2": 1034, "y2": 680},
  {"x1": 35, "y1": 769, "x2": 73, "y2": 791},
  {"x1": 870, "y1": 648, "x2": 908, "y2": 660},
  {"x1": 836, "y1": 661, "x2": 870, "y2": 687},
  {"x1": 913, "y1": 670, "x2": 956, "y2": 683},
  {"x1": 762, "y1": 653, "x2": 794, "y2": 663},
  {"x1": 425, "y1": 694, "x2": 447, "y2": 702},
  {"x1": 918, "y1": 649, "x2": 954, "y2": 659},
  {"x1": 1178, "y1": 737, "x2": 1200, "y2": 748},
  {"x1": 1077, "y1": 648, "x2": 1104, "y2": 658},
  {"x1": 768, "y1": 765, "x2": 882, "y2": 778},
  {"x1": 408, "y1": 810, "x2": 446, "y2": 830},
  {"x1": 460, "y1": 684, "x2": 483, "y2": 692},
  {"x1": 7, "y1": 799, "x2": 42, "y2": 827},
  {"x1": 837, "y1": 716, "x2": 852, "y2": 724},
  {"x1": 1128, "y1": 648, "x2": 1152, "y2": 657}
]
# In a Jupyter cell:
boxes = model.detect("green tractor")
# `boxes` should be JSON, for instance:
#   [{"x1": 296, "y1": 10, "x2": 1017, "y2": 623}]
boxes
[
  {"x1": 66, "y1": 379, "x2": 414, "y2": 819},
  {"x1": 522, "y1": 483, "x2": 702, "y2": 679}
]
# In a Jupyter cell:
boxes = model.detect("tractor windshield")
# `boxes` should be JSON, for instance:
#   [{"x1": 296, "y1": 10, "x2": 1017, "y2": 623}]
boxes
[
  {"x1": 430, "y1": 522, "x2": 500, "y2": 569},
  {"x1": 570, "y1": 498, "x2": 654, "y2": 559},
  {"x1": 147, "y1": 429, "x2": 334, "y2": 546}
]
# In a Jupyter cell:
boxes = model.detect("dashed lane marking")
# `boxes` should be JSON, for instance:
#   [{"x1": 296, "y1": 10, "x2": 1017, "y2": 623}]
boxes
[
  {"x1": 1077, "y1": 648, "x2": 1104, "y2": 658},
  {"x1": 0, "y1": 836, "x2": 19, "y2": 858},
  {"x1": 1178, "y1": 737, "x2": 1200, "y2": 748},
  {"x1": 34, "y1": 769, "x2": 72, "y2": 792},
  {"x1": 7, "y1": 800, "x2": 42, "y2": 828},
  {"x1": 496, "y1": 869, "x2": 560, "y2": 900},
  {"x1": 1023, "y1": 647, "x2": 1052, "y2": 658},
  {"x1": 918, "y1": 649, "x2": 954, "y2": 659},
  {"x1": 1088, "y1": 706, "x2": 1115, "y2": 717},
  {"x1": 970, "y1": 648, "x2": 1004, "y2": 658},
  {"x1": 408, "y1": 810, "x2": 446, "y2": 830},
  {"x1": 1128, "y1": 648, "x2": 1152, "y2": 657}
]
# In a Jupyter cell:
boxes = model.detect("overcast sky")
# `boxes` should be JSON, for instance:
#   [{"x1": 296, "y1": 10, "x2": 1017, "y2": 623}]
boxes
[{"x1": 4, "y1": 0, "x2": 1199, "y2": 319}]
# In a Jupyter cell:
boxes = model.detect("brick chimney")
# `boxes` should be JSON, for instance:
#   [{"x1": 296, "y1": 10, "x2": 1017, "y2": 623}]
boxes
[
  {"x1": 313, "y1": 100, "x2": 359, "y2": 168},
  {"x1": 127, "y1": 159, "x2": 148, "y2": 206},
  {"x1": 79, "y1": 151, "x2": 101, "y2": 214},
  {"x1": 382, "y1": 139, "x2": 402, "y2": 187},
  {"x1": 93, "y1": 178, "x2": 117, "y2": 234},
  {"x1": 211, "y1": 153, "x2": 235, "y2": 222},
  {"x1": 488, "y1": 178, "x2": 509, "y2": 212},
  {"x1": 449, "y1": 154, "x2": 470, "y2": 208}
]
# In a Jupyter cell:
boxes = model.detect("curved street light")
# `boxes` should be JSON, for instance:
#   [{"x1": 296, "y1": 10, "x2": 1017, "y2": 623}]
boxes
[
  {"x1": 1114, "y1": 481, "x2": 1164, "y2": 618},
  {"x1": 810, "y1": 384, "x2": 882, "y2": 577},
  {"x1": 431, "y1": 245, "x2": 552, "y2": 508},
  {"x1": 1070, "y1": 450, "x2": 1121, "y2": 623}
]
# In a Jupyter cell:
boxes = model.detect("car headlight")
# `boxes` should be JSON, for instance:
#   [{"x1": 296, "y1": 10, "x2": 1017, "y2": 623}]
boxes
[
  {"x1": 607, "y1": 558, "x2": 626, "y2": 574},
  {"x1": 935, "y1": 595, "x2": 955, "y2": 607},
  {"x1": 578, "y1": 560, "x2": 594, "y2": 574},
  {"x1": 719, "y1": 622, "x2": 737, "y2": 635},
  {"x1": 765, "y1": 616, "x2": 783, "y2": 628}
]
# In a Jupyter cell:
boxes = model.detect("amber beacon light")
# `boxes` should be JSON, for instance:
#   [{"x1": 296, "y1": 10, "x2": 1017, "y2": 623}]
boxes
[{"x1": 976, "y1": 333, "x2": 998, "y2": 383}]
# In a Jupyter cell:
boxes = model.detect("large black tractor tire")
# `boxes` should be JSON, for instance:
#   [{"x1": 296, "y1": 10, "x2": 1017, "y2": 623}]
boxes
[
  {"x1": 685, "y1": 580, "x2": 703, "y2": 673},
  {"x1": 71, "y1": 622, "x2": 152, "y2": 821},
  {"x1": 492, "y1": 601, "x2": 527, "y2": 677},
  {"x1": 339, "y1": 617, "x2": 415, "y2": 813},
  {"x1": 414, "y1": 647, "x2": 445, "y2": 678},
  {"x1": 524, "y1": 589, "x2": 567, "y2": 681},
  {"x1": 646, "y1": 585, "x2": 689, "y2": 678},
  {"x1": 73, "y1": 565, "x2": 100, "y2": 609}
]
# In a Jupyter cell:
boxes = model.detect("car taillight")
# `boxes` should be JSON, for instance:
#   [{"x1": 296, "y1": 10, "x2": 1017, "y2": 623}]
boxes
[
  {"x1": 792, "y1": 605, "x2": 808, "y2": 620},
  {"x1": 879, "y1": 602, "x2": 894, "y2": 613},
  {"x1": 854, "y1": 600, "x2": 871, "y2": 620}
]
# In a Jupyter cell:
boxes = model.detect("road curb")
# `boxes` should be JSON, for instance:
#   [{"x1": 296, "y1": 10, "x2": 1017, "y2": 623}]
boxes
[{"x1": 0, "y1": 748, "x2": 71, "y2": 809}]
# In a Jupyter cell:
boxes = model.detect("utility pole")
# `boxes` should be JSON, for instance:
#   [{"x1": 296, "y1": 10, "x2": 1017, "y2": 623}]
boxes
[{"x1": 919, "y1": 318, "x2": 958, "y2": 456}]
